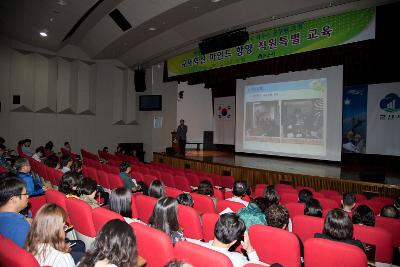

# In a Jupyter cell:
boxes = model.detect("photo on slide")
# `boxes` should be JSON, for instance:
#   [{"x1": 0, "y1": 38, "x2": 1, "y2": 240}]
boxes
[
  {"x1": 245, "y1": 101, "x2": 281, "y2": 141},
  {"x1": 281, "y1": 99, "x2": 324, "y2": 144}
]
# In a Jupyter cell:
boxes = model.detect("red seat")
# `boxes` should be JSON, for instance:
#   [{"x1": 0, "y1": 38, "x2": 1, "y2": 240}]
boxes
[
  {"x1": 52, "y1": 169, "x2": 64, "y2": 186},
  {"x1": 216, "y1": 200, "x2": 245, "y2": 213},
  {"x1": 371, "y1": 196, "x2": 394, "y2": 206},
  {"x1": 211, "y1": 174, "x2": 222, "y2": 187},
  {"x1": 45, "y1": 189, "x2": 67, "y2": 212},
  {"x1": 353, "y1": 224, "x2": 393, "y2": 263},
  {"x1": 108, "y1": 173, "x2": 124, "y2": 190},
  {"x1": 276, "y1": 187, "x2": 298, "y2": 195},
  {"x1": 275, "y1": 183, "x2": 294, "y2": 191},
  {"x1": 174, "y1": 175, "x2": 192, "y2": 192},
  {"x1": 135, "y1": 194, "x2": 157, "y2": 223},
  {"x1": 165, "y1": 187, "x2": 184, "y2": 198},
  {"x1": 131, "y1": 195, "x2": 139, "y2": 219},
  {"x1": 220, "y1": 176, "x2": 235, "y2": 188},
  {"x1": 285, "y1": 203, "x2": 305, "y2": 219},
  {"x1": 149, "y1": 169, "x2": 161, "y2": 178},
  {"x1": 174, "y1": 241, "x2": 233, "y2": 267},
  {"x1": 249, "y1": 224, "x2": 300, "y2": 267},
  {"x1": 143, "y1": 175, "x2": 157, "y2": 186},
  {"x1": 319, "y1": 189, "x2": 341, "y2": 199},
  {"x1": 198, "y1": 175, "x2": 214, "y2": 186},
  {"x1": 376, "y1": 216, "x2": 400, "y2": 247},
  {"x1": 358, "y1": 200, "x2": 385, "y2": 215},
  {"x1": 130, "y1": 171, "x2": 144, "y2": 182},
  {"x1": 312, "y1": 192, "x2": 325, "y2": 198},
  {"x1": 86, "y1": 167, "x2": 99, "y2": 184},
  {"x1": 186, "y1": 173, "x2": 199, "y2": 187},
  {"x1": 254, "y1": 184, "x2": 267, "y2": 197},
  {"x1": 315, "y1": 197, "x2": 339, "y2": 210},
  {"x1": 202, "y1": 213, "x2": 220, "y2": 242},
  {"x1": 354, "y1": 193, "x2": 367, "y2": 202},
  {"x1": 191, "y1": 193, "x2": 215, "y2": 214},
  {"x1": 160, "y1": 172, "x2": 175, "y2": 188},
  {"x1": 0, "y1": 234, "x2": 41, "y2": 267},
  {"x1": 213, "y1": 188, "x2": 225, "y2": 201},
  {"x1": 130, "y1": 222, "x2": 174, "y2": 267},
  {"x1": 328, "y1": 195, "x2": 343, "y2": 208},
  {"x1": 178, "y1": 204, "x2": 203, "y2": 240},
  {"x1": 28, "y1": 195, "x2": 46, "y2": 218},
  {"x1": 280, "y1": 193, "x2": 299, "y2": 204},
  {"x1": 92, "y1": 207, "x2": 124, "y2": 233},
  {"x1": 292, "y1": 215, "x2": 324, "y2": 243},
  {"x1": 224, "y1": 191, "x2": 234, "y2": 199},
  {"x1": 304, "y1": 238, "x2": 367, "y2": 267},
  {"x1": 296, "y1": 186, "x2": 316, "y2": 193},
  {"x1": 96, "y1": 170, "x2": 110, "y2": 189}
]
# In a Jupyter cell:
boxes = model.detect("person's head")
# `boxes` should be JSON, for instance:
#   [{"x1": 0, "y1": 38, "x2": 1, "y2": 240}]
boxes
[
  {"x1": 0, "y1": 137, "x2": 5, "y2": 144},
  {"x1": 324, "y1": 209, "x2": 354, "y2": 240},
  {"x1": 24, "y1": 139, "x2": 31, "y2": 147},
  {"x1": 232, "y1": 181, "x2": 248, "y2": 198},
  {"x1": 342, "y1": 193, "x2": 356, "y2": 211},
  {"x1": 176, "y1": 193, "x2": 194, "y2": 207},
  {"x1": 78, "y1": 219, "x2": 137, "y2": 267},
  {"x1": 214, "y1": 213, "x2": 245, "y2": 246},
  {"x1": 197, "y1": 180, "x2": 214, "y2": 197},
  {"x1": 352, "y1": 205, "x2": 375, "y2": 226},
  {"x1": 64, "y1": 142, "x2": 71, "y2": 149},
  {"x1": 148, "y1": 180, "x2": 165, "y2": 199},
  {"x1": 34, "y1": 146, "x2": 45, "y2": 156},
  {"x1": 266, "y1": 204, "x2": 290, "y2": 229},
  {"x1": 394, "y1": 196, "x2": 400, "y2": 210},
  {"x1": 264, "y1": 186, "x2": 280, "y2": 208},
  {"x1": 346, "y1": 131, "x2": 354, "y2": 141},
  {"x1": 164, "y1": 260, "x2": 193, "y2": 267},
  {"x1": 78, "y1": 177, "x2": 97, "y2": 197},
  {"x1": 180, "y1": 119, "x2": 184, "y2": 125},
  {"x1": 14, "y1": 157, "x2": 31, "y2": 173},
  {"x1": 25, "y1": 203, "x2": 69, "y2": 255},
  {"x1": 110, "y1": 187, "x2": 132, "y2": 218},
  {"x1": 252, "y1": 197, "x2": 268, "y2": 212},
  {"x1": 70, "y1": 160, "x2": 82, "y2": 174},
  {"x1": 0, "y1": 144, "x2": 5, "y2": 156},
  {"x1": 44, "y1": 155, "x2": 60, "y2": 169},
  {"x1": 120, "y1": 161, "x2": 131, "y2": 174},
  {"x1": 0, "y1": 177, "x2": 28, "y2": 212},
  {"x1": 60, "y1": 155, "x2": 73, "y2": 168},
  {"x1": 58, "y1": 172, "x2": 80, "y2": 196},
  {"x1": 298, "y1": 189, "x2": 313, "y2": 203},
  {"x1": 304, "y1": 198, "x2": 323, "y2": 218},
  {"x1": 380, "y1": 205, "x2": 399, "y2": 218},
  {"x1": 149, "y1": 196, "x2": 180, "y2": 236},
  {"x1": 44, "y1": 141, "x2": 54, "y2": 151},
  {"x1": 102, "y1": 146, "x2": 109, "y2": 153}
]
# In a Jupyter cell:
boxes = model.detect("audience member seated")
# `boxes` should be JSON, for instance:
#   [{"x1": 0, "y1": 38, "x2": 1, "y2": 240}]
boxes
[
  {"x1": 176, "y1": 193, "x2": 194, "y2": 207},
  {"x1": 119, "y1": 161, "x2": 140, "y2": 192},
  {"x1": 78, "y1": 177, "x2": 100, "y2": 208},
  {"x1": 0, "y1": 176, "x2": 30, "y2": 247},
  {"x1": 164, "y1": 260, "x2": 193, "y2": 267},
  {"x1": 352, "y1": 205, "x2": 375, "y2": 226},
  {"x1": 63, "y1": 142, "x2": 72, "y2": 152},
  {"x1": 380, "y1": 205, "x2": 399, "y2": 219},
  {"x1": 304, "y1": 198, "x2": 323, "y2": 218},
  {"x1": 60, "y1": 156, "x2": 73, "y2": 173},
  {"x1": 197, "y1": 180, "x2": 217, "y2": 207},
  {"x1": 78, "y1": 219, "x2": 139, "y2": 267},
  {"x1": 226, "y1": 181, "x2": 250, "y2": 207},
  {"x1": 149, "y1": 196, "x2": 185, "y2": 245},
  {"x1": 0, "y1": 144, "x2": 9, "y2": 169},
  {"x1": 15, "y1": 158, "x2": 45, "y2": 196},
  {"x1": 21, "y1": 139, "x2": 34, "y2": 157},
  {"x1": 25, "y1": 203, "x2": 76, "y2": 266},
  {"x1": 315, "y1": 208, "x2": 365, "y2": 252},
  {"x1": 70, "y1": 161, "x2": 83, "y2": 176},
  {"x1": 342, "y1": 192, "x2": 356, "y2": 214},
  {"x1": 32, "y1": 146, "x2": 45, "y2": 162},
  {"x1": 110, "y1": 187, "x2": 136, "y2": 223},
  {"x1": 58, "y1": 172, "x2": 80, "y2": 198},
  {"x1": 237, "y1": 197, "x2": 267, "y2": 230},
  {"x1": 102, "y1": 146, "x2": 109, "y2": 153},
  {"x1": 263, "y1": 185, "x2": 280, "y2": 210},
  {"x1": 148, "y1": 179, "x2": 165, "y2": 199},
  {"x1": 298, "y1": 189, "x2": 313, "y2": 204},
  {"x1": 188, "y1": 213, "x2": 260, "y2": 267},
  {"x1": 44, "y1": 154, "x2": 61, "y2": 169},
  {"x1": 44, "y1": 141, "x2": 55, "y2": 157}
]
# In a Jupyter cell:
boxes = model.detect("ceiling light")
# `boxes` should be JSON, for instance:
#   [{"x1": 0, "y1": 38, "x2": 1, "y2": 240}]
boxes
[
  {"x1": 39, "y1": 31, "x2": 48, "y2": 37},
  {"x1": 148, "y1": 27, "x2": 156, "y2": 31},
  {"x1": 211, "y1": 0, "x2": 221, "y2": 3},
  {"x1": 57, "y1": 0, "x2": 67, "y2": 6}
]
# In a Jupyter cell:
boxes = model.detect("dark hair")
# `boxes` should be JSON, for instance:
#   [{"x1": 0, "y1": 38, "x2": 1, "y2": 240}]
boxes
[
  {"x1": 164, "y1": 260, "x2": 190, "y2": 267},
  {"x1": 78, "y1": 219, "x2": 137, "y2": 267},
  {"x1": 44, "y1": 141, "x2": 54, "y2": 151},
  {"x1": 44, "y1": 155, "x2": 59, "y2": 168},
  {"x1": 298, "y1": 189, "x2": 313, "y2": 203},
  {"x1": 35, "y1": 146, "x2": 45, "y2": 154},
  {"x1": 343, "y1": 193, "x2": 356, "y2": 207},
  {"x1": 266, "y1": 204, "x2": 290, "y2": 229},
  {"x1": 197, "y1": 180, "x2": 214, "y2": 196},
  {"x1": 58, "y1": 172, "x2": 80, "y2": 196},
  {"x1": 0, "y1": 137, "x2": 5, "y2": 144},
  {"x1": 232, "y1": 181, "x2": 248, "y2": 197},
  {"x1": 394, "y1": 196, "x2": 400, "y2": 209},
  {"x1": 64, "y1": 142, "x2": 69, "y2": 146},
  {"x1": 149, "y1": 196, "x2": 180, "y2": 237},
  {"x1": 110, "y1": 187, "x2": 132, "y2": 218},
  {"x1": 176, "y1": 193, "x2": 194, "y2": 207},
  {"x1": 352, "y1": 205, "x2": 375, "y2": 226},
  {"x1": 0, "y1": 144, "x2": 6, "y2": 150},
  {"x1": 0, "y1": 177, "x2": 26, "y2": 206},
  {"x1": 24, "y1": 139, "x2": 31, "y2": 144},
  {"x1": 253, "y1": 197, "x2": 267, "y2": 212},
  {"x1": 304, "y1": 198, "x2": 323, "y2": 218},
  {"x1": 120, "y1": 161, "x2": 130, "y2": 173},
  {"x1": 214, "y1": 213, "x2": 245, "y2": 244},
  {"x1": 148, "y1": 180, "x2": 165, "y2": 199},
  {"x1": 380, "y1": 205, "x2": 400, "y2": 218},
  {"x1": 324, "y1": 209, "x2": 354, "y2": 240},
  {"x1": 70, "y1": 161, "x2": 82, "y2": 174},
  {"x1": 14, "y1": 158, "x2": 30, "y2": 171},
  {"x1": 264, "y1": 186, "x2": 280, "y2": 208},
  {"x1": 102, "y1": 147, "x2": 109, "y2": 152},
  {"x1": 78, "y1": 177, "x2": 97, "y2": 195},
  {"x1": 60, "y1": 155, "x2": 72, "y2": 167}
]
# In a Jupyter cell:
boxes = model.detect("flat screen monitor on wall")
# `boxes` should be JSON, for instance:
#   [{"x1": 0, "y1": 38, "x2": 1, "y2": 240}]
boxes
[{"x1": 139, "y1": 95, "x2": 162, "y2": 111}]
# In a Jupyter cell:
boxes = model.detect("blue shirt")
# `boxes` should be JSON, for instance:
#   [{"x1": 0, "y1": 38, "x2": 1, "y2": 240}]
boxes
[
  {"x1": 0, "y1": 212, "x2": 30, "y2": 247},
  {"x1": 17, "y1": 172, "x2": 44, "y2": 196}
]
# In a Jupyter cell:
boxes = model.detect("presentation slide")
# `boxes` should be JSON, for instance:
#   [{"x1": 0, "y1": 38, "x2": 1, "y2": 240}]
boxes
[{"x1": 236, "y1": 66, "x2": 343, "y2": 161}]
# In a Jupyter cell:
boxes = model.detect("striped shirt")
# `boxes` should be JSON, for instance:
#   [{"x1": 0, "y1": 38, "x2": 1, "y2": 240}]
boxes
[{"x1": 34, "y1": 244, "x2": 75, "y2": 267}]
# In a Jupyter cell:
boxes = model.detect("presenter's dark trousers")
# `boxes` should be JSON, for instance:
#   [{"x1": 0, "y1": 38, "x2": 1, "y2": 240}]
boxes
[{"x1": 179, "y1": 139, "x2": 186, "y2": 156}]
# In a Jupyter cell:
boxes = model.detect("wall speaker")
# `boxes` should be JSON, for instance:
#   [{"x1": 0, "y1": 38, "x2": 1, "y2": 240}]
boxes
[
  {"x1": 199, "y1": 29, "x2": 249, "y2": 55},
  {"x1": 134, "y1": 69, "x2": 146, "y2": 92}
]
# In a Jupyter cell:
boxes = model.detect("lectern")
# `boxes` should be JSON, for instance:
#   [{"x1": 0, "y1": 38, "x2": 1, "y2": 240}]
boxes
[{"x1": 171, "y1": 131, "x2": 179, "y2": 153}]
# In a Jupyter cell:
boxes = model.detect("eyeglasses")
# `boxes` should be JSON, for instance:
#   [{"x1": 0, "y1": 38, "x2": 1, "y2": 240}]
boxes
[{"x1": 18, "y1": 193, "x2": 29, "y2": 196}]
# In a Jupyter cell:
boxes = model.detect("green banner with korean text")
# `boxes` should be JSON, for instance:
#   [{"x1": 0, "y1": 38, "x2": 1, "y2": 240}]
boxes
[{"x1": 167, "y1": 7, "x2": 375, "y2": 77}]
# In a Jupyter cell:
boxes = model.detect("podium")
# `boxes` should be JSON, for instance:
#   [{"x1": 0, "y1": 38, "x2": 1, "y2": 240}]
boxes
[{"x1": 171, "y1": 131, "x2": 179, "y2": 153}]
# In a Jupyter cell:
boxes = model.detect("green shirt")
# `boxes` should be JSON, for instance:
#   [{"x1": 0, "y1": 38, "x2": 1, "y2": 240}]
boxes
[{"x1": 237, "y1": 203, "x2": 267, "y2": 230}]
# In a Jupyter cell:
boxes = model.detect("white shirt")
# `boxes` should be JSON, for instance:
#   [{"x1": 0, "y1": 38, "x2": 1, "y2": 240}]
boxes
[
  {"x1": 32, "y1": 153, "x2": 41, "y2": 162},
  {"x1": 61, "y1": 166, "x2": 71, "y2": 173},
  {"x1": 225, "y1": 197, "x2": 249, "y2": 207},
  {"x1": 34, "y1": 244, "x2": 75, "y2": 267},
  {"x1": 187, "y1": 239, "x2": 266, "y2": 267}
]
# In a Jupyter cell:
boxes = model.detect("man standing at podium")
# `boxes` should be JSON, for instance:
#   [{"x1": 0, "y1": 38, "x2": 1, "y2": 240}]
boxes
[{"x1": 177, "y1": 119, "x2": 188, "y2": 156}]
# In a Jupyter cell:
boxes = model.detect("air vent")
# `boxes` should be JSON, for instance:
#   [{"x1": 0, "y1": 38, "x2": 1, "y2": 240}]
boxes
[{"x1": 109, "y1": 9, "x2": 132, "y2": 32}]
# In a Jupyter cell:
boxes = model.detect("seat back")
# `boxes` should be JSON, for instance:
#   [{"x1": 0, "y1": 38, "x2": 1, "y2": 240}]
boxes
[
  {"x1": 143, "y1": 175, "x2": 157, "y2": 186},
  {"x1": 185, "y1": 173, "x2": 199, "y2": 187},
  {"x1": 174, "y1": 175, "x2": 192, "y2": 192},
  {"x1": 213, "y1": 188, "x2": 225, "y2": 201},
  {"x1": 86, "y1": 167, "x2": 99, "y2": 184},
  {"x1": 28, "y1": 195, "x2": 46, "y2": 218},
  {"x1": 130, "y1": 222, "x2": 174, "y2": 267},
  {"x1": 96, "y1": 170, "x2": 110, "y2": 189},
  {"x1": 178, "y1": 204, "x2": 203, "y2": 240},
  {"x1": 280, "y1": 193, "x2": 299, "y2": 204},
  {"x1": 92, "y1": 207, "x2": 124, "y2": 233},
  {"x1": 220, "y1": 176, "x2": 235, "y2": 188},
  {"x1": 353, "y1": 224, "x2": 393, "y2": 263},
  {"x1": 66, "y1": 198, "x2": 96, "y2": 237},
  {"x1": 358, "y1": 200, "x2": 385, "y2": 215},
  {"x1": 216, "y1": 200, "x2": 245, "y2": 213},
  {"x1": 292, "y1": 215, "x2": 324, "y2": 243},
  {"x1": 202, "y1": 213, "x2": 220, "y2": 242},
  {"x1": 315, "y1": 197, "x2": 340, "y2": 210},
  {"x1": 130, "y1": 171, "x2": 144, "y2": 182},
  {"x1": 174, "y1": 241, "x2": 233, "y2": 267},
  {"x1": 165, "y1": 187, "x2": 184, "y2": 198},
  {"x1": 135, "y1": 194, "x2": 157, "y2": 223},
  {"x1": 191, "y1": 193, "x2": 215, "y2": 214},
  {"x1": 249, "y1": 224, "x2": 300, "y2": 267},
  {"x1": 45, "y1": 189, "x2": 67, "y2": 211},
  {"x1": 0, "y1": 234, "x2": 40, "y2": 267},
  {"x1": 304, "y1": 238, "x2": 367, "y2": 267},
  {"x1": 319, "y1": 189, "x2": 341, "y2": 199},
  {"x1": 108, "y1": 173, "x2": 124, "y2": 190},
  {"x1": 375, "y1": 216, "x2": 400, "y2": 247},
  {"x1": 160, "y1": 172, "x2": 175, "y2": 188},
  {"x1": 254, "y1": 184, "x2": 267, "y2": 197},
  {"x1": 285, "y1": 202, "x2": 305, "y2": 219},
  {"x1": 371, "y1": 197, "x2": 394, "y2": 206},
  {"x1": 296, "y1": 186, "x2": 316, "y2": 193}
]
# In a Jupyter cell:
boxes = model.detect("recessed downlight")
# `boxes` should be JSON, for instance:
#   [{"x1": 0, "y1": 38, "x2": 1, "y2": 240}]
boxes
[
  {"x1": 39, "y1": 31, "x2": 48, "y2": 37},
  {"x1": 148, "y1": 27, "x2": 156, "y2": 31},
  {"x1": 211, "y1": 0, "x2": 221, "y2": 3}
]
